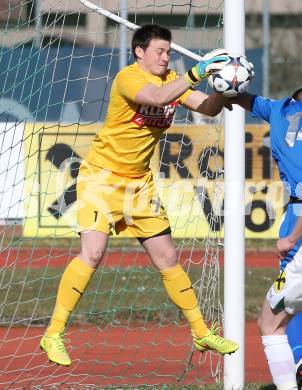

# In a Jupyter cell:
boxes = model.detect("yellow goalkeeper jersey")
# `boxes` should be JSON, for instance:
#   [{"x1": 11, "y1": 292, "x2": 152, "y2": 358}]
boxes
[{"x1": 85, "y1": 62, "x2": 193, "y2": 177}]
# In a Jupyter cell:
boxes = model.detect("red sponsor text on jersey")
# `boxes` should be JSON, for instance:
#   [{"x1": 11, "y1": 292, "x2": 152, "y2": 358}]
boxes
[{"x1": 132, "y1": 100, "x2": 179, "y2": 129}]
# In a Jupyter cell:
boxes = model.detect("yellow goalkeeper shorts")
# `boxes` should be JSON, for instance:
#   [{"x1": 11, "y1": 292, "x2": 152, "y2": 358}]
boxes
[{"x1": 76, "y1": 162, "x2": 170, "y2": 238}]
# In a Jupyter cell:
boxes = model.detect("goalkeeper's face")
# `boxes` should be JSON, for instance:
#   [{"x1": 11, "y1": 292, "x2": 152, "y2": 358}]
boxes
[{"x1": 137, "y1": 39, "x2": 171, "y2": 76}]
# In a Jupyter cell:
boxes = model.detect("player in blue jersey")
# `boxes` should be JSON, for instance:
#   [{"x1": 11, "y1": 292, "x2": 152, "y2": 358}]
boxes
[
  {"x1": 278, "y1": 216, "x2": 302, "y2": 389},
  {"x1": 231, "y1": 91, "x2": 302, "y2": 390},
  {"x1": 278, "y1": 213, "x2": 302, "y2": 387},
  {"x1": 277, "y1": 88, "x2": 302, "y2": 389}
]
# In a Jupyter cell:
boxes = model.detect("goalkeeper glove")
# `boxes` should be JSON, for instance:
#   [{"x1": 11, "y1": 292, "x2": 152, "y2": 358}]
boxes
[{"x1": 184, "y1": 48, "x2": 230, "y2": 86}]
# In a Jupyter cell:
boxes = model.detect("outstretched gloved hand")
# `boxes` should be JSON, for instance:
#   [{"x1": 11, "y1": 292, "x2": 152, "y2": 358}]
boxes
[{"x1": 184, "y1": 48, "x2": 231, "y2": 86}]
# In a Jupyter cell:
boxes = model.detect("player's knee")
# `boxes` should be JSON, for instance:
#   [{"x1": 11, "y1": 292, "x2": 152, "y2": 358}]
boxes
[
  {"x1": 161, "y1": 247, "x2": 178, "y2": 268},
  {"x1": 79, "y1": 247, "x2": 105, "y2": 268},
  {"x1": 257, "y1": 313, "x2": 277, "y2": 335}
]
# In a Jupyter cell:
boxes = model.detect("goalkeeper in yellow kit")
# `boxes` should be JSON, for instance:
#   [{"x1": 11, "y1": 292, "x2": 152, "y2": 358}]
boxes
[{"x1": 40, "y1": 24, "x2": 239, "y2": 366}]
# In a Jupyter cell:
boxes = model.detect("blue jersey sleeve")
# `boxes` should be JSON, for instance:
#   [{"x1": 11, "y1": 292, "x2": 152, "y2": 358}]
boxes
[{"x1": 251, "y1": 95, "x2": 272, "y2": 122}]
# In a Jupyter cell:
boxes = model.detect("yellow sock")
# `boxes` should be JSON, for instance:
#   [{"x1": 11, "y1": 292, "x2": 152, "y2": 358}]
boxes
[
  {"x1": 46, "y1": 257, "x2": 95, "y2": 336},
  {"x1": 160, "y1": 263, "x2": 208, "y2": 338}
]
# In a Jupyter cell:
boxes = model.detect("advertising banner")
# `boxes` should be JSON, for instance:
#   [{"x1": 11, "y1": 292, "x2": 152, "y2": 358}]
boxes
[{"x1": 23, "y1": 123, "x2": 283, "y2": 238}]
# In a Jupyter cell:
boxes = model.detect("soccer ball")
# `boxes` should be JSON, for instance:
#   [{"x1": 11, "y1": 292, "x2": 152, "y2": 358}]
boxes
[{"x1": 208, "y1": 55, "x2": 252, "y2": 97}]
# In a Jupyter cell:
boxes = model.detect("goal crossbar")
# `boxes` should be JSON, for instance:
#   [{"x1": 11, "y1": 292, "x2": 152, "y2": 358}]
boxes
[{"x1": 80, "y1": 0, "x2": 202, "y2": 61}]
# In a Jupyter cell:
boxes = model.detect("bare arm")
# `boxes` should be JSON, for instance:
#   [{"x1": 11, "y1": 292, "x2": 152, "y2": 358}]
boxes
[
  {"x1": 228, "y1": 92, "x2": 255, "y2": 111},
  {"x1": 276, "y1": 216, "x2": 302, "y2": 259},
  {"x1": 135, "y1": 76, "x2": 194, "y2": 107},
  {"x1": 183, "y1": 89, "x2": 230, "y2": 117}
]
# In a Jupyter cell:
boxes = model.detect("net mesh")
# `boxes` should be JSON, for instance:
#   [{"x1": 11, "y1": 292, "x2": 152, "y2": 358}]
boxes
[{"x1": 0, "y1": 0, "x2": 225, "y2": 387}]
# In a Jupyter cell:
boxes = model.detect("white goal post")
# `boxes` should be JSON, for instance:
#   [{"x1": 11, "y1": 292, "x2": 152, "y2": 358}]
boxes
[
  {"x1": 223, "y1": 1, "x2": 245, "y2": 389},
  {"x1": 79, "y1": 0, "x2": 246, "y2": 388}
]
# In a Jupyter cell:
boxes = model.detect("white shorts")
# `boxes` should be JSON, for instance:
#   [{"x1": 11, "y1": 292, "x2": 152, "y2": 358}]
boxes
[{"x1": 266, "y1": 246, "x2": 302, "y2": 315}]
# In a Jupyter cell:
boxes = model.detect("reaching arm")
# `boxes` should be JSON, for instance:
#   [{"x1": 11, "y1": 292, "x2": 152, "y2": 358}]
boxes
[
  {"x1": 228, "y1": 92, "x2": 255, "y2": 112},
  {"x1": 276, "y1": 216, "x2": 302, "y2": 259},
  {"x1": 135, "y1": 49, "x2": 230, "y2": 107},
  {"x1": 182, "y1": 89, "x2": 230, "y2": 117}
]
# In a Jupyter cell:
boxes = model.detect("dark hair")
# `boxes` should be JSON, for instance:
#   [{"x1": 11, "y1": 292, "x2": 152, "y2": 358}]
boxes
[
  {"x1": 292, "y1": 88, "x2": 302, "y2": 100},
  {"x1": 131, "y1": 24, "x2": 172, "y2": 59}
]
